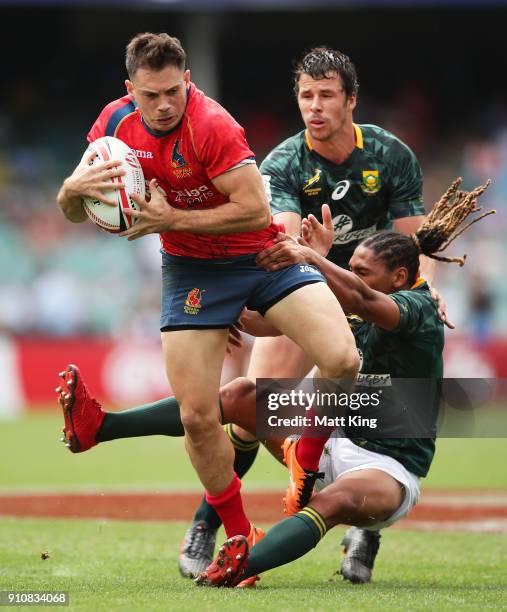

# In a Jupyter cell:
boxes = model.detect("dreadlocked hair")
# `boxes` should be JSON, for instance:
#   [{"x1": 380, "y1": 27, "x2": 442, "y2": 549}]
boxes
[
  {"x1": 361, "y1": 178, "x2": 495, "y2": 285},
  {"x1": 414, "y1": 177, "x2": 494, "y2": 266}
]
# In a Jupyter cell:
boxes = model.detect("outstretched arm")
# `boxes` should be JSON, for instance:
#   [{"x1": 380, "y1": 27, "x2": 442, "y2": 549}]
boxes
[{"x1": 255, "y1": 229, "x2": 401, "y2": 331}]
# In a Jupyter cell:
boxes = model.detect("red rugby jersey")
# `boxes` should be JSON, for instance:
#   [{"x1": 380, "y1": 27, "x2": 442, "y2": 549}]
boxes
[{"x1": 88, "y1": 84, "x2": 279, "y2": 258}]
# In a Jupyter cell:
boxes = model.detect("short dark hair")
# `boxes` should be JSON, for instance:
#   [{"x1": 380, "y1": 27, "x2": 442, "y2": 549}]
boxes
[
  {"x1": 293, "y1": 46, "x2": 359, "y2": 98},
  {"x1": 125, "y1": 32, "x2": 186, "y2": 79}
]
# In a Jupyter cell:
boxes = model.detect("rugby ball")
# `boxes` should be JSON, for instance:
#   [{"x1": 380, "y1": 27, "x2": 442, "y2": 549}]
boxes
[{"x1": 81, "y1": 136, "x2": 145, "y2": 233}]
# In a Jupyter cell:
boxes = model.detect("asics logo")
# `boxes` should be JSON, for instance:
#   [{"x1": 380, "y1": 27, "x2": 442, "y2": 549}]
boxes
[{"x1": 331, "y1": 180, "x2": 350, "y2": 200}]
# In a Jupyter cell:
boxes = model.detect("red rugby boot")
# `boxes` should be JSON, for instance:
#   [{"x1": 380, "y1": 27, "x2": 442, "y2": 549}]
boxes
[
  {"x1": 194, "y1": 536, "x2": 249, "y2": 588},
  {"x1": 56, "y1": 364, "x2": 105, "y2": 453},
  {"x1": 234, "y1": 524, "x2": 265, "y2": 588}
]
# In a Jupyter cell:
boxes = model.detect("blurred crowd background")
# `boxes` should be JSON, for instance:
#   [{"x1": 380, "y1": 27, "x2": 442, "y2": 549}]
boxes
[{"x1": 1, "y1": 2, "x2": 506, "y2": 343}]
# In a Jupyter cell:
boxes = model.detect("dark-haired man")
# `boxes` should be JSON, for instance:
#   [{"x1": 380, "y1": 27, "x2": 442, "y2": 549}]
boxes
[
  {"x1": 56, "y1": 34, "x2": 358, "y2": 556},
  {"x1": 181, "y1": 46, "x2": 449, "y2": 582}
]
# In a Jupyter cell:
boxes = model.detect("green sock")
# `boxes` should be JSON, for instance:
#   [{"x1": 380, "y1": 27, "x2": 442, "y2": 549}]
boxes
[
  {"x1": 96, "y1": 396, "x2": 184, "y2": 442},
  {"x1": 193, "y1": 423, "x2": 260, "y2": 530},
  {"x1": 242, "y1": 508, "x2": 327, "y2": 579}
]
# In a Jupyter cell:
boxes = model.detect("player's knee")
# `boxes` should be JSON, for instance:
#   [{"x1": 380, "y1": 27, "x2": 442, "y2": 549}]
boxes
[
  {"x1": 318, "y1": 345, "x2": 360, "y2": 379},
  {"x1": 180, "y1": 405, "x2": 219, "y2": 439},
  {"x1": 342, "y1": 348, "x2": 361, "y2": 377},
  {"x1": 311, "y1": 487, "x2": 365, "y2": 529},
  {"x1": 220, "y1": 377, "x2": 255, "y2": 408}
]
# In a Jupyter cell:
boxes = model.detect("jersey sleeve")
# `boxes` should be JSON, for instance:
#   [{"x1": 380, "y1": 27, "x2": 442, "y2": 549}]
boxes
[
  {"x1": 193, "y1": 107, "x2": 255, "y2": 180},
  {"x1": 389, "y1": 290, "x2": 434, "y2": 336},
  {"x1": 387, "y1": 141, "x2": 425, "y2": 219},
  {"x1": 87, "y1": 96, "x2": 137, "y2": 143},
  {"x1": 87, "y1": 121, "x2": 104, "y2": 143},
  {"x1": 260, "y1": 145, "x2": 301, "y2": 216}
]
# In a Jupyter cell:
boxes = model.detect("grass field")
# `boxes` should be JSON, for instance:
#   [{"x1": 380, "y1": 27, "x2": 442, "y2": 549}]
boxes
[
  {"x1": 0, "y1": 413, "x2": 506, "y2": 491},
  {"x1": 1, "y1": 413, "x2": 506, "y2": 610},
  {"x1": 1, "y1": 519, "x2": 506, "y2": 611}
]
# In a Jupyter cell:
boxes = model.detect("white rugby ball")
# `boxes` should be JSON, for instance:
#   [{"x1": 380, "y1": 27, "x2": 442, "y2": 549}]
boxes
[{"x1": 82, "y1": 136, "x2": 145, "y2": 233}]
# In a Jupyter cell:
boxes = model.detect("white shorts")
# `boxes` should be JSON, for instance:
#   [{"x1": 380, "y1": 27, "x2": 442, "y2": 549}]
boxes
[{"x1": 316, "y1": 437, "x2": 421, "y2": 531}]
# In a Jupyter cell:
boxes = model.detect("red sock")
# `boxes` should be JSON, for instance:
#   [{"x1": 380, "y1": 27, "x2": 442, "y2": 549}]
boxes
[
  {"x1": 296, "y1": 407, "x2": 334, "y2": 471},
  {"x1": 205, "y1": 474, "x2": 251, "y2": 538}
]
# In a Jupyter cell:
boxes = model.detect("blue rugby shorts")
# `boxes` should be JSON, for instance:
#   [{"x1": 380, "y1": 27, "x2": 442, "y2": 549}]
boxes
[{"x1": 160, "y1": 251, "x2": 325, "y2": 331}]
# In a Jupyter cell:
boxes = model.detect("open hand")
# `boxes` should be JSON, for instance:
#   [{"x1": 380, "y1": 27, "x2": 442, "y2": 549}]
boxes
[
  {"x1": 430, "y1": 285, "x2": 455, "y2": 329},
  {"x1": 256, "y1": 232, "x2": 313, "y2": 271},
  {"x1": 300, "y1": 204, "x2": 334, "y2": 257}
]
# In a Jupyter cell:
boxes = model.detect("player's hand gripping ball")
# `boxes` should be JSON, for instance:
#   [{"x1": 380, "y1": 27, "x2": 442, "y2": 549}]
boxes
[{"x1": 82, "y1": 136, "x2": 145, "y2": 233}]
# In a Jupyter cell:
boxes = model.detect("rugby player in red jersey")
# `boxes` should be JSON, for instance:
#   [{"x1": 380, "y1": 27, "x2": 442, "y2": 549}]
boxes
[{"x1": 56, "y1": 33, "x2": 359, "y2": 548}]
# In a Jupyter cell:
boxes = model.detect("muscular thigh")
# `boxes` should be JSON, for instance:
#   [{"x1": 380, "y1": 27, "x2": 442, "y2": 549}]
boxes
[
  {"x1": 162, "y1": 329, "x2": 228, "y2": 406},
  {"x1": 310, "y1": 468, "x2": 404, "y2": 528},
  {"x1": 263, "y1": 282, "x2": 355, "y2": 367},
  {"x1": 247, "y1": 335, "x2": 315, "y2": 380}
]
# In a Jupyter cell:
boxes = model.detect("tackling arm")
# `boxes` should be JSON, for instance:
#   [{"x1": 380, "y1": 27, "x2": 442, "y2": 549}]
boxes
[
  {"x1": 256, "y1": 237, "x2": 401, "y2": 331},
  {"x1": 305, "y1": 251, "x2": 401, "y2": 330}
]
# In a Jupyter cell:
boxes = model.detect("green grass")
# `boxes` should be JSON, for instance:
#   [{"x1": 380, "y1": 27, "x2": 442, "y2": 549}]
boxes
[
  {"x1": 0, "y1": 518, "x2": 505, "y2": 611},
  {"x1": 425, "y1": 437, "x2": 507, "y2": 488},
  {"x1": 0, "y1": 413, "x2": 506, "y2": 491},
  {"x1": 0, "y1": 413, "x2": 284, "y2": 492}
]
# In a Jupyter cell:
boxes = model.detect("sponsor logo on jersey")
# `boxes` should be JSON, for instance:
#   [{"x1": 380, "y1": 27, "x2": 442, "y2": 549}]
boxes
[
  {"x1": 354, "y1": 347, "x2": 392, "y2": 386},
  {"x1": 356, "y1": 373, "x2": 392, "y2": 387},
  {"x1": 333, "y1": 214, "x2": 354, "y2": 237},
  {"x1": 171, "y1": 139, "x2": 192, "y2": 178},
  {"x1": 332, "y1": 220, "x2": 378, "y2": 245},
  {"x1": 302, "y1": 169, "x2": 322, "y2": 196},
  {"x1": 361, "y1": 170, "x2": 381, "y2": 195},
  {"x1": 331, "y1": 180, "x2": 351, "y2": 200},
  {"x1": 133, "y1": 149, "x2": 154, "y2": 159},
  {"x1": 184, "y1": 288, "x2": 205, "y2": 315},
  {"x1": 171, "y1": 184, "x2": 215, "y2": 206}
]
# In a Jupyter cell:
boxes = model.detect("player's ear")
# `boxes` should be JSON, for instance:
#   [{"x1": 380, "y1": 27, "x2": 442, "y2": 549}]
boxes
[
  {"x1": 393, "y1": 266, "x2": 409, "y2": 289},
  {"x1": 125, "y1": 79, "x2": 134, "y2": 96},
  {"x1": 183, "y1": 69, "x2": 191, "y2": 85},
  {"x1": 347, "y1": 92, "x2": 357, "y2": 112}
]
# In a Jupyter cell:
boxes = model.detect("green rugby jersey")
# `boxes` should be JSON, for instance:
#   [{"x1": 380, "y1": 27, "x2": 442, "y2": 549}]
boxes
[
  {"x1": 260, "y1": 124, "x2": 425, "y2": 268},
  {"x1": 345, "y1": 279, "x2": 444, "y2": 477}
]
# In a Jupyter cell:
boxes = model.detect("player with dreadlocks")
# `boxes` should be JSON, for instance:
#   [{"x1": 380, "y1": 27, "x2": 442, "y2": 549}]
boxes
[
  {"x1": 56, "y1": 179, "x2": 493, "y2": 587},
  {"x1": 180, "y1": 44, "x2": 452, "y2": 583},
  {"x1": 194, "y1": 178, "x2": 495, "y2": 587}
]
